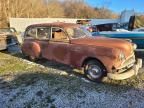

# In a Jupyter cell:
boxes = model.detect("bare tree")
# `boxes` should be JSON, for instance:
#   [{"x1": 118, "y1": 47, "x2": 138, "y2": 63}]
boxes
[
  {"x1": 0, "y1": 0, "x2": 118, "y2": 27},
  {"x1": 95, "y1": 7, "x2": 118, "y2": 19},
  {"x1": 45, "y1": 0, "x2": 65, "y2": 18}
]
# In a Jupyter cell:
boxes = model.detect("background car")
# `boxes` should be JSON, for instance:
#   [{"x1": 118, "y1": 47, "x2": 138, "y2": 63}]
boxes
[
  {"x1": 92, "y1": 30, "x2": 144, "y2": 49},
  {"x1": 0, "y1": 28, "x2": 20, "y2": 53}
]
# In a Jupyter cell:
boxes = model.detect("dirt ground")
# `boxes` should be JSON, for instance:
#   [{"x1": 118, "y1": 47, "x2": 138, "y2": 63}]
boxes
[{"x1": 0, "y1": 51, "x2": 144, "y2": 108}]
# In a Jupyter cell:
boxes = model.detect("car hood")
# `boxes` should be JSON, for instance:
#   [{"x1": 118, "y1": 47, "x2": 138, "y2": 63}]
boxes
[{"x1": 70, "y1": 36, "x2": 133, "y2": 57}]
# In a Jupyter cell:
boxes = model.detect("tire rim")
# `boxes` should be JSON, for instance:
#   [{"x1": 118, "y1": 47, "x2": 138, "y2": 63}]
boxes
[
  {"x1": 87, "y1": 65, "x2": 102, "y2": 79},
  {"x1": 29, "y1": 56, "x2": 35, "y2": 60}
]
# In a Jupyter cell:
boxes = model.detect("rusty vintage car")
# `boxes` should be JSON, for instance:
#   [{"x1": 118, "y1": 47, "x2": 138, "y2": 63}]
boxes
[
  {"x1": 0, "y1": 28, "x2": 19, "y2": 51},
  {"x1": 21, "y1": 22, "x2": 142, "y2": 81}
]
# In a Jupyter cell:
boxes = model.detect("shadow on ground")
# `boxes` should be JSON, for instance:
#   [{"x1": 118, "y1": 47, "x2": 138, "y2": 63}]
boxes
[
  {"x1": 0, "y1": 71, "x2": 137, "y2": 94},
  {"x1": 1, "y1": 71, "x2": 143, "y2": 108}
]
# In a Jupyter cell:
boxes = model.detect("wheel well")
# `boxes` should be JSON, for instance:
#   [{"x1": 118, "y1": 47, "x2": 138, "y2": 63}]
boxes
[
  {"x1": 82, "y1": 57, "x2": 105, "y2": 69},
  {"x1": 82, "y1": 57, "x2": 107, "y2": 76}
]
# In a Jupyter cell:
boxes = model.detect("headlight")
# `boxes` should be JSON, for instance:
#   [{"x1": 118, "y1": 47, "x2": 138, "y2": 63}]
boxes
[
  {"x1": 119, "y1": 52, "x2": 126, "y2": 61},
  {"x1": 125, "y1": 39, "x2": 132, "y2": 42},
  {"x1": 132, "y1": 43, "x2": 137, "y2": 50}
]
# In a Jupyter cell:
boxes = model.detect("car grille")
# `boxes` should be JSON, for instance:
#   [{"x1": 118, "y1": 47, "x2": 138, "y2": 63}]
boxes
[
  {"x1": 122, "y1": 55, "x2": 135, "y2": 67},
  {"x1": 117, "y1": 55, "x2": 135, "y2": 73}
]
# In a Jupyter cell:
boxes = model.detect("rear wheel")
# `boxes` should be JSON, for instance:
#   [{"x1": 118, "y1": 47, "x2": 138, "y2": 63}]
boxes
[
  {"x1": 22, "y1": 51, "x2": 37, "y2": 61},
  {"x1": 28, "y1": 55, "x2": 37, "y2": 61},
  {"x1": 84, "y1": 60, "x2": 106, "y2": 82}
]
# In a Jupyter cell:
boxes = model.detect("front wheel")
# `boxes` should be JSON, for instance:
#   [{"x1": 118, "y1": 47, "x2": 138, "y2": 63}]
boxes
[{"x1": 84, "y1": 60, "x2": 106, "y2": 82}]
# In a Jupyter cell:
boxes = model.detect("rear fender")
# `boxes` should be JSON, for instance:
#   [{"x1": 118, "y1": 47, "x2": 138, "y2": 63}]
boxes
[{"x1": 22, "y1": 42, "x2": 41, "y2": 58}]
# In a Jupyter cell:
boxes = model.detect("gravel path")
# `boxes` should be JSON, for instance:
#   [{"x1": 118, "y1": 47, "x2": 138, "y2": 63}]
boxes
[{"x1": 0, "y1": 78, "x2": 144, "y2": 108}]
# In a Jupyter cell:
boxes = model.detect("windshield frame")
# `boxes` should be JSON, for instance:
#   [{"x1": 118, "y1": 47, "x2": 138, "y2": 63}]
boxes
[
  {"x1": 0, "y1": 28, "x2": 16, "y2": 33},
  {"x1": 66, "y1": 26, "x2": 92, "y2": 39}
]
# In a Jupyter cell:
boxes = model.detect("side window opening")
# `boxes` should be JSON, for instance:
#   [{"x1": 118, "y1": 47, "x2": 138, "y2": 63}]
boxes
[
  {"x1": 37, "y1": 27, "x2": 51, "y2": 39},
  {"x1": 25, "y1": 27, "x2": 51, "y2": 39},
  {"x1": 51, "y1": 27, "x2": 68, "y2": 41},
  {"x1": 26, "y1": 28, "x2": 37, "y2": 39}
]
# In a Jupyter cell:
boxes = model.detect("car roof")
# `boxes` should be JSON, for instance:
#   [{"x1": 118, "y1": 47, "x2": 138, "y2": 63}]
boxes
[{"x1": 27, "y1": 22, "x2": 79, "y2": 29}]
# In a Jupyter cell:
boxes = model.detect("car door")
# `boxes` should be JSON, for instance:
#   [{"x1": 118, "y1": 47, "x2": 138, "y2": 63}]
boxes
[
  {"x1": 42, "y1": 27, "x2": 70, "y2": 65},
  {"x1": 23, "y1": 26, "x2": 51, "y2": 58},
  {"x1": 22, "y1": 27, "x2": 38, "y2": 57}
]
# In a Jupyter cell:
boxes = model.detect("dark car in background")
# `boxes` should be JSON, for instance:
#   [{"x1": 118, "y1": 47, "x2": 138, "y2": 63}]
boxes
[
  {"x1": 90, "y1": 15, "x2": 144, "y2": 50},
  {"x1": 0, "y1": 27, "x2": 17, "y2": 34},
  {"x1": 0, "y1": 28, "x2": 19, "y2": 52},
  {"x1": 92, "y1": 30, "x2": 144, "y2": 49}
]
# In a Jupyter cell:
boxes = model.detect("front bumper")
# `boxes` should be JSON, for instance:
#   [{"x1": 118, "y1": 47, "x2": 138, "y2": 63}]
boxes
[{"x1": 107, "y1": 59, "x2": 142, "y2": 80}]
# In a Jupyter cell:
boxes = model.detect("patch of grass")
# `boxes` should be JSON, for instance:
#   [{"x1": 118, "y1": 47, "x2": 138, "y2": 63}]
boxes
[
  {"x1": 0, "y1": 53, "x2": 28, "y2": 74},
  {"x1": 0, "y1": 52, "x2": 45, "y2": 75},
  {"x1": 0, "y1": 61, "x2": 28, "y2": 73}
]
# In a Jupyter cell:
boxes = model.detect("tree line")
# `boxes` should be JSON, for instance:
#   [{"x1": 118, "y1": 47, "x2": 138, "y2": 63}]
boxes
[{"x1": 0, "y1": 0, "x2": 118, "y2": 27}]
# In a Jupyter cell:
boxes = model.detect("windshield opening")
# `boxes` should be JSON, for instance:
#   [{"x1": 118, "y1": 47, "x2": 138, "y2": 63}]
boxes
[
  {"x1": 66, "y1": 27, "x2": 92, "y2": 39},
  {"x1": 0, "y1": 28, "x2": 16, "y2": 33}
]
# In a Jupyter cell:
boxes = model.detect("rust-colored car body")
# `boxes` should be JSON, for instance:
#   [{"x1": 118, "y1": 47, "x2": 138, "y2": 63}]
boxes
[{"x1": 22, "y1": 22, "x2": 142, "y2": 80}]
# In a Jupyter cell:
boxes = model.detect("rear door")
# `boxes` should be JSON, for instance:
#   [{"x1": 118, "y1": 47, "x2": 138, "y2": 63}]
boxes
[
  {"x1": 36, "y1": 27, "x2": 51, "y2": 59},
  {"x1": 23, "y1": 26, "x2": 51, "y2": 57},
  {"x1": 22, "y1": 27, "x2": 37, "y2": 56}
]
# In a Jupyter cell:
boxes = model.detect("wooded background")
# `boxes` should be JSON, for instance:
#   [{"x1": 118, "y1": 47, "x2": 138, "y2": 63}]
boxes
[{"x1": 0, "y1": 0, "x2": 118, "y2": 27}]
